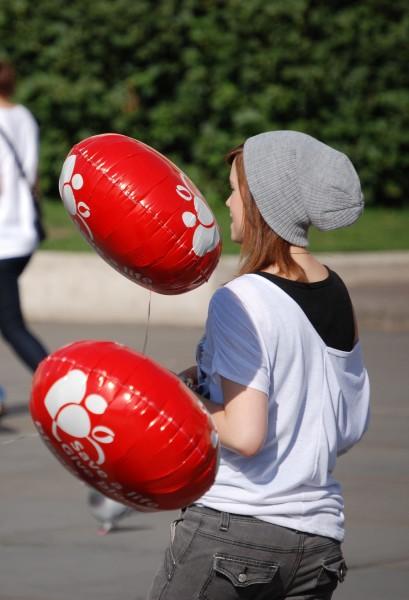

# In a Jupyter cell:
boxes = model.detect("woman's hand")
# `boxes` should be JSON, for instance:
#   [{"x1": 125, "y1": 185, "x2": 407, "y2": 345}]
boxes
[{"x1": 177, "y1": 365, "x2": 198, "y2": 390}]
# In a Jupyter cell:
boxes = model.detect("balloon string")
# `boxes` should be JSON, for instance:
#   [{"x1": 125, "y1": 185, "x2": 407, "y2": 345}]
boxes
[
  {"x1": 0, "y1": 432, "x2": 39, "y2": 446},
  {"x1": 3, "y1": 294, "x2": 153, "y2": 445},
  {"x1": 142, "y1": 290, "x2": 152, "y2": 355}
]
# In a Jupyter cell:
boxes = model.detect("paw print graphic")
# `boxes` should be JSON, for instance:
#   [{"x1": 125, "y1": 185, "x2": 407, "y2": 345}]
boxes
[
  {"x1": 44, "y1": 369, "x2": 114, "y2": 465},
  {"x1": 59, "y1": 155, "x2": 93, "y2": 240},
  {"x1": 177, "y1": 174, "x2": 220, "y2": 257}
]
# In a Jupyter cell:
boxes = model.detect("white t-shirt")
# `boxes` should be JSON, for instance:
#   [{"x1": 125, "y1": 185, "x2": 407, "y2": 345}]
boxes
[
  {"x1": 197, "y1": 274, "x2": 370, "y2": 541},
  {"x1": 0, "y1": 104, "x2": 39, "y2": 259}
]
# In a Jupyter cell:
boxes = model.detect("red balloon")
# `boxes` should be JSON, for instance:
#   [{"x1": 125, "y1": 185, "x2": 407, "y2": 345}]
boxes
[
  {"x1": 58, "y1": 133, "x2": 222, "y2": 294},
  {"x1": 30, "y1": 341, "x2": 219, "y2": 511}
]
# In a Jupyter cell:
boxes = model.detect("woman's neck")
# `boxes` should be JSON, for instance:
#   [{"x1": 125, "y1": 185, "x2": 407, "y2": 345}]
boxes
[
  {"x1": 262, "y1": 246, "x2": 329, "y2": 283},
  {"x1": 0, "y1": 95, "x2": 15, "y2": 108}
]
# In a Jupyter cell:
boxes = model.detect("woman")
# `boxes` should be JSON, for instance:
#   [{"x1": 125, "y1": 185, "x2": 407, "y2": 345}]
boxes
[
  {"x1": 148, "y1": 131, "x2": 370, "y2": 600},
  {"x1": 0, "y1": 60, "x2": 48, "y2": 417}
]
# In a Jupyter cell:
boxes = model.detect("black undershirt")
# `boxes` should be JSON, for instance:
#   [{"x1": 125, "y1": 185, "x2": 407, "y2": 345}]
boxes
[{"x1": 255, "y1": 269, "x2": 355, "y2": 352}]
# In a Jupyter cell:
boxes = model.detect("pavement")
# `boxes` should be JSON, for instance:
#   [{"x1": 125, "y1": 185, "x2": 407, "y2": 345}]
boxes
[
  {"x1": 0, "y1": 251, "x2": 408, "y2": 599},
  {"x1": 19, "y1": 250, "x2": 409, "y2": 328}
]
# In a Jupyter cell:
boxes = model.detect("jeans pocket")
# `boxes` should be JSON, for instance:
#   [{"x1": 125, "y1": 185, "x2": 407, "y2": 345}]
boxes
[
  {"x1": 201, "y1": 553, "x2": 279, "y2": 598},
  {"x1": 317, "y1": 555, "x2": 348, "y2": 591},
  {"x1": 166, "y1": 513, "x2": 201, "y2": 580}
]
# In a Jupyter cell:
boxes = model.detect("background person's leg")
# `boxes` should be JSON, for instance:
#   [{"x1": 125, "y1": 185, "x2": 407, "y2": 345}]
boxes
[{"x1": 0, "y1": 255, "x2": 48, "y2": 372}]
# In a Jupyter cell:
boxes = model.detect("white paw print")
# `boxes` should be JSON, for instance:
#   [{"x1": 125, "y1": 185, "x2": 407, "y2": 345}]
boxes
[
  {"x1": 59, "y1": 154, "x2": 93, "y2": 240},
  {"x1": 44, "y1": 369, "x2": 114, "y2": 465},
  {"x1": 176, "y1": 174, "x2": 220, "y2": 257}
]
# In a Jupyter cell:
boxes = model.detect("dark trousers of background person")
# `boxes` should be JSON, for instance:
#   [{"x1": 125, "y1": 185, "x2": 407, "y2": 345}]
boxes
[{"x1": 0, "y1": 254, "x2": 48, "y2": 372}]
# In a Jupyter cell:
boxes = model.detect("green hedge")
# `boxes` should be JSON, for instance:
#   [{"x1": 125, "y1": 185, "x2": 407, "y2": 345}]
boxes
[{"x1": 1, "y1": 0, "x2": 408, "y2": 207}]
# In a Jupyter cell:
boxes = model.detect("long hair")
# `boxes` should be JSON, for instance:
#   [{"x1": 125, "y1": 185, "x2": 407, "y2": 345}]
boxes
[
  {"x1": 226, "y1": 145, "x2": 307, "y2": 281},
  {"x1": 0, "y1": 61, "x2": 16, "y2": 97}
]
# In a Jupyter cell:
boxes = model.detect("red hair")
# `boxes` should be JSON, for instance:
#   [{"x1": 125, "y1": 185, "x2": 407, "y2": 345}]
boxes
[
  {"x1": 0, "y1": 60, "x2": 16, "y2": 97},
  {"x1": 226, "y1": 145, "x2": 307, "y2": 281}
]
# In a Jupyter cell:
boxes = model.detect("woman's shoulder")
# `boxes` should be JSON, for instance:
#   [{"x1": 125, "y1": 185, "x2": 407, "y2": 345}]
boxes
[
  {"x1": 210, "y1": 273, "x2": 279, "y2": 315},
  {"x1": 221, "y1": 272, "x2": 293, "y2": 300},
  {"x1": 16, "y1": 104, "x2": 38, "y2": 126},
  {"x1": 3, "y1": 104, "x2": 38, "y2": 129},
  {"x1": 213, "y1": 274, "x2": 259, "y2": 301},
  {"x1": 0, "y1": 104, "x2": 37, "y2": 134},
  {"x1": 210, "y1": 275, "x2": 252, "y2": 311}
]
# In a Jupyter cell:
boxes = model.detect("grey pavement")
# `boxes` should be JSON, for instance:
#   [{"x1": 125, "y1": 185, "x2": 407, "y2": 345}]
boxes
[
  {"x1": 20, "y1": 251, "x2": 409, "y2": 327},
  {"x1": 1, "y1": 319, "x2": 408, "y2": 600}
]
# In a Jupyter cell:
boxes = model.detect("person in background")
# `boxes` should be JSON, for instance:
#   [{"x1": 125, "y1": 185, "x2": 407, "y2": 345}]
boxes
[
  {"x1": 0, "y1": 59, "x2": 48, "y2": 418},
  {"x1": 148, "y1": 130, "x2": 370, "y2": 600}
]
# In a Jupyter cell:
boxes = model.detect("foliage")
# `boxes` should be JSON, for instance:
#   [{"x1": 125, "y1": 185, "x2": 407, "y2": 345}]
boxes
[
  {"x1": 42, "y1": 198, "x2": 409, "y2": 254},
  {"x1": 1, "y1": 0, "x2": 408, "y2": 206}
]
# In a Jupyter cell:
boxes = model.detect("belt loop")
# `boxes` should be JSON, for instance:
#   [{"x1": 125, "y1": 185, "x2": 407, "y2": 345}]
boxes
[{"x1": 219, "y1": 511, "x2": 230, "y2": 532}]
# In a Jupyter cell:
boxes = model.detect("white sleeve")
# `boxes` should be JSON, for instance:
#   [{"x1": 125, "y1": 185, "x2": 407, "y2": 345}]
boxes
[{"x1": 206, "y1": 286, "x2": 271, "y2": 394}]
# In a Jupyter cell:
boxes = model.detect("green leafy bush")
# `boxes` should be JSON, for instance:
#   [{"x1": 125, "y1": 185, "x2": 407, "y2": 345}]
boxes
[{"x1": 1, "y1": 0, "x2": 408, "y2": 206}]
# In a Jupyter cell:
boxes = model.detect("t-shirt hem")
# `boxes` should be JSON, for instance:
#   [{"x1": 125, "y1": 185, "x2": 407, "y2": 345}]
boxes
[{"x1": 213, "y1": 365, "x2": 270, "y2": 395}]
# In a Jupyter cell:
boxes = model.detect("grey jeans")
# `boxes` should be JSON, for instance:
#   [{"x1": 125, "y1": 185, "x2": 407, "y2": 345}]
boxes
[{"x1": 147, "y1": 505, "x2": 347, "y2": 600}]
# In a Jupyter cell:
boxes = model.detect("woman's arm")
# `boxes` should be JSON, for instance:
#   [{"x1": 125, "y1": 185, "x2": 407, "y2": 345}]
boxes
[{"x1": 201, "y1": 376, "x2": 268, "y2": 458}]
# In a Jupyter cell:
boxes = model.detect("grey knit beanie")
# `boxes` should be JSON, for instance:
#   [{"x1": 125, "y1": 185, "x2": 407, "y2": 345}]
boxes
[{"x1": 243, "y1": 131, "x2": 364, "y2": 247}]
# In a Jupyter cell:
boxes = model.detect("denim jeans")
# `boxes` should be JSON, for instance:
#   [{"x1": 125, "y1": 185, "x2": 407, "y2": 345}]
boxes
[
  {"x1": 147, "y1": 505, "x2": 347, "y2": 600},
  {"x1": 0, "y1": 254, "x2": 48, "y2": 372}
]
